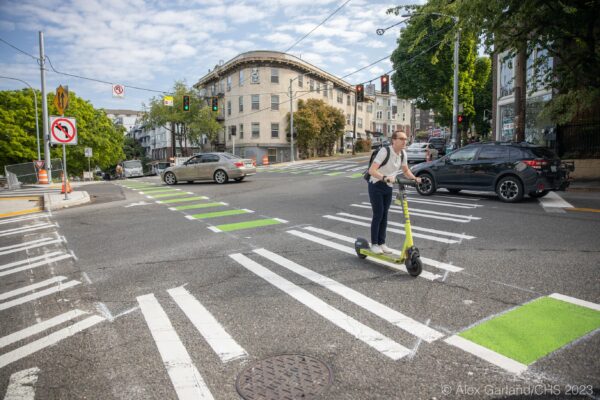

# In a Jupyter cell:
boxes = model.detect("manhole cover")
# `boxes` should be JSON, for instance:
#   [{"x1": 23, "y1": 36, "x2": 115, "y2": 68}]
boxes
[{"x1": 236, "y1": 354, "x2": 333, "y2": 400}]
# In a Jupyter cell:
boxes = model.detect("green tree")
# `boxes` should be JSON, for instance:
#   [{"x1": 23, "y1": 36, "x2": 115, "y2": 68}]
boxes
[
  {"x1": 389, "y1": 6, "x2": 479, "y2": 138},
  {"x1": 143, "y1": 81, "x2": 221, "y2": 155},
  {"x1": 456, "y1": 0, "x2": 600, "y2": 123},
  {"x1": 0, "y1": 89, "x2": 124, "y2": 174},
  {"x1": 472, "y1": 57, "x2": 492, "y2": 138}
]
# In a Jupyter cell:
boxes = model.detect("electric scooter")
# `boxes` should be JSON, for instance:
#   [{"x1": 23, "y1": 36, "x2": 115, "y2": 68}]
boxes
[{"x1": 354, "y1": 176, "x2": 423, "y2": 277}]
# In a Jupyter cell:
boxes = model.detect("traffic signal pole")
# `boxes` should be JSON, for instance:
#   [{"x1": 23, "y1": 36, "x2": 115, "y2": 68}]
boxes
[
  {"x1": 451, "y1": 28, "x2": 460, "y2": 148},
  {"x1": 39, "y1": 31, "x2": 51, "y2": 183},
  {"x1": 289, "y1": 78, "x2": 294, "y2": 162}
]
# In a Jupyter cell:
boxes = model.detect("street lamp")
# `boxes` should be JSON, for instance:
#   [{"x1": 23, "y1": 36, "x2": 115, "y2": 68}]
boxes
[{"x1": 0, "y1": 76, "x2": 41, "y2": 160}]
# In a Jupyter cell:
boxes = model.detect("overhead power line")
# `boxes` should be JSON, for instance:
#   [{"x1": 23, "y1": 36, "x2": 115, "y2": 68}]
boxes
[{"x1": 0, "y1": 37, "x2": 38, "y2": 60}]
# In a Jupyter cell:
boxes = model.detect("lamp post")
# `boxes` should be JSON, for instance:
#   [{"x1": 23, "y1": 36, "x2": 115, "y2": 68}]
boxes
[{"x1": 0, "y1": 76, "x2": 41, "y2": 160}]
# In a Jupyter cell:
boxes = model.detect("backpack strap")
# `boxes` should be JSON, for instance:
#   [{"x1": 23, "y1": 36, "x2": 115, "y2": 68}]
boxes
[{"x1": 381, "y1": 146, "x2": 391, "y2": 167}]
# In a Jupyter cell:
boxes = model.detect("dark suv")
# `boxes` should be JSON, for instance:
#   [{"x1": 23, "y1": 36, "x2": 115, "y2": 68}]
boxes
[
  {"x1": 428, "y1": 137, "x2": 447, "y2": 156},
  {"x1": 411, "y1": 142, "x2": 572, "y2": 202}
]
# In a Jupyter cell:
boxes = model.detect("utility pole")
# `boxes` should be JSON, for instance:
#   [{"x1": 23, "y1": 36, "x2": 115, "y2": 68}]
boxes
[
  {"x1": 289, "y1": 78, "x2": 295, "y2": 162},
  {"x1": 451, "y1": 28, "x2": 460, "y2": 149},
  {"x1": 39, "y1": 31, "x2": 51, "y2": 183},
  {"x1": 352, "y1": 91, "x2": 358, "y2": 155}
]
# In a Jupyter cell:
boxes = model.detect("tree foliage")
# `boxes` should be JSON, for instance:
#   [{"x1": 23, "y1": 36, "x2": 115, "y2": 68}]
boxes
[
  {"x1": 142, "y1": 81, "x2": 221, "y2": 154},
  {"x1": 0, "y1": 89, "x2": 124, "y2": 174},
  {"x1": 287, "y1": 99, "x2": 345, "y2": 158}
]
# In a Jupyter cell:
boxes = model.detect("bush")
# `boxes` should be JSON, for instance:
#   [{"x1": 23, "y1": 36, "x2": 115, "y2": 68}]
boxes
[{"x1": 355, "y1": 138, "x2": 371, "y2": 153}]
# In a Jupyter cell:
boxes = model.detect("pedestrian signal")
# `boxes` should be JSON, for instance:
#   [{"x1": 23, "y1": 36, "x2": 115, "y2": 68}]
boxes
[{"x1": 356, "y1": 84, "x2": 364, "y2": 102}]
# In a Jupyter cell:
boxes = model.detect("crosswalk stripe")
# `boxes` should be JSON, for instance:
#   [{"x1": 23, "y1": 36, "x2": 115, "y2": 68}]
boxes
[
  {"x1": 0, "y1": 254, "x2": 73, "y2": 277},
  {"x1": 336, "y1": 212, "x2": 475, "y2": 240},
  {"x1": 351, "y1": 203, "x2": 476, "y2": 223},
  {"x1": 0, "y1": 280, "x2": 81, "y2": 311},
  {"x1": 0, "y1": 251, "x2": 64, "y2": 271},
  {"x1": 286, "y1": 230, "x2": 441, "y2": 281},
  {"x1": 3, "y1": 367, "x2": 39, "y2": 400},
  {"x1": 211, "y1": 218, "x2": 285, "y2": 233},
  {"x1": 157, "y1": 196, "x2": 209, "y2": 204},
  {"x1": 357, "y1": 202, "x2": 481, "y2": 222},
  {"x1": 0, "y1": 214, "x2": 49, "y2": 225},
  {"x1": 302, "y1": 227, "x2": 463, "y2": 273},
  {"x1": 167, "y1": 287, "x2": 248, "y2": 363},
  {"x1": 170, "y1": 202, "x2": 225, "y2": 211},
  {"x1": 0, "y1": 276, "x2": 67, "y2": 300},
  {"x1": 539, "y1": 192, "x2": 574, "y2": 209},
  {"x1": 229, "y1": 253, "x2": 411, "y2": 360},
  {"x1": 0, "y1": 316, "x2": 104, "y2": 369},
  {"x1": 404, "y1": 197, "x2": 482, "y2": 209},
  {"x1": 0, "y1": 309, "x2": 88, "y2": 349},
  {"x1": 0, "y1": 238, "x2": 63, "y2": 256},
  {"x1": 0, "y1": 223, "x2": 56, "y2": 237},
  {"x1": 188, "y1": 209, "x2": 252, "y2": 220},
  {"x1": 137, "y1": 293, "x2": 215, "y2": 400},
  {"x1": 322, "y1": 215, "x2": 459, "y2": 244},
  {"x1": 149, "y1": 192, "x2": 191, "y2": 199},
  {"x1": 253, "y1": 248, "x2": 444, "y2": 342}
]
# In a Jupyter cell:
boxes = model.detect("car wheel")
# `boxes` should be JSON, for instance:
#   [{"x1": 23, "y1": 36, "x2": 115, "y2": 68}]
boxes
[
  {"x1": 528, "y1": 190, "x2": 549, "y2": 198},
  {"x1": 164, "y1": 172, "x2": 177, "y2": 185},
  {"x1": 496, "y1": 176, "x2": 524, "y2": 202},
  {"x1": 447, "y1": 189, "x2": 461, "y2": 194},
  {"x1": 234, "y1": 177, "x2": 245, "y2": 182},
  {"x1": 214, "y1": 169, "x2": 229, "y2": 184},
  {"x1": 416, "y1": 173, "x2": 436, "y2": 196}
]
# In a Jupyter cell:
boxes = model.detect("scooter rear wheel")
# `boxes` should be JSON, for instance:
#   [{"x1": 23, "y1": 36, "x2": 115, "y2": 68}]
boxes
[{"x1": 405, "y1": 254, "x2": 423, "y2": 277}]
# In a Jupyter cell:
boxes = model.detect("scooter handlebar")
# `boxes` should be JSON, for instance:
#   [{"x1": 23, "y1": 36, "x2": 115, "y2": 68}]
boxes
[{"x1": 396, "y1": 176, "x2": 417, "y2": 187}]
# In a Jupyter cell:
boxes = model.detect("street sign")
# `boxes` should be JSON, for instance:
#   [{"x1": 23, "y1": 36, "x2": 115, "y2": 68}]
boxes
[
  {"x1": 54, "y1": 85, "x2": 69, "y2": 115},
  {"x1": 163, "y1": 96, "x2": 173, "y2": 106},
  {"x1": 84, "y1": 147, "x2": 92, "y2": 157},
  {"x1": 112, "y1": 84, "x2": 125, "y2": 98},
  {"x1": 34, "y1": 160, "x2": 44, "y2": 169},
  {"x1": 49, "y1": 116, "x2": 78, "y2": 145}
]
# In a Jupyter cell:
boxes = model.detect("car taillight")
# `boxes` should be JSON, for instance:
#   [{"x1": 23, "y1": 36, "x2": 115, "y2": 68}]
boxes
[
  {"x1": 252, "y1": 161, "x2": 256, "y2": 167},
  {"x1": 234, "y1": 161, "x2": 244, "y2": 167},
  {"x1": 522, "y1": 159, "x2": 548, "y2": 169}
]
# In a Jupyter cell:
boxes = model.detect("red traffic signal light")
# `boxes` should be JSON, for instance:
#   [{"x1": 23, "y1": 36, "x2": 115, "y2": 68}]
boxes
[
  {"x1": 211, "y1": 97, "x2": 218, "y2": 112},
  {"x1": 183, "y1": 95, "x2": 190, "y2": 111},
  {"x1": 356, "y1": 84, "x2": 364, "y2": 102},
  {"x1": 457, "y1": 114, "x2": 463, "y2": 123},
  {"x1": 381, "y1": 74, "x2": 389, "y2": 94}
]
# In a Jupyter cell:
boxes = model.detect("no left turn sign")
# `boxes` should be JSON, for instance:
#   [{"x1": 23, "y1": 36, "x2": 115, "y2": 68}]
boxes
[{"x1": 50, "y1": 116, "x2": 78, "y2": 145}]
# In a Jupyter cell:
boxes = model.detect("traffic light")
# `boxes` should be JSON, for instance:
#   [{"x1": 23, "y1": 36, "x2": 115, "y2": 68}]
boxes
[
  {"x1": 380, "y1": 74, "x2": 389, "y2": 94},
  {"x1": 356, "y1": 84, "x2": 364, "y2": 102},
  {"x1": 211, "y1": 97, "x2": 218, "y2": 112},
  {"x1": 457, "y1": 114, "x2": 464, "y2": 124},
  {"x1": 183, "y1": 95, "x2": 190, "y2": 112}
]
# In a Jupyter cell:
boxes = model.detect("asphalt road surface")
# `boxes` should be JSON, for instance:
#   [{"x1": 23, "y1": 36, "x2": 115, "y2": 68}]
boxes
[{"x1": 1, "y1": 156, "x2": 599, "y2": 399}]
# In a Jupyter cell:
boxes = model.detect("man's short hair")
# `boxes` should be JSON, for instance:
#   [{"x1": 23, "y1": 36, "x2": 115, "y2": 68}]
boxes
[{"x1": 392, "y1": 131, "x2": 407, "y2": 140}]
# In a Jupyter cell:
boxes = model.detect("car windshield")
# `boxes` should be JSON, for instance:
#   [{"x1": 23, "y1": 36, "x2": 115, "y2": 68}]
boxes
[
  {"x1": 123, "y1": 160, "x2": 142, "y2": 168},
  {"x1": 528, "y1": 147, "x2": 558, "y2": 159},
  {"x1": 221, "y1": 153, "x2": 242, "y2": 160}
]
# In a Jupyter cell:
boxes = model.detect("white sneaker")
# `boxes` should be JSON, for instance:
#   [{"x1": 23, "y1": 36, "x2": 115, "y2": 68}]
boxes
[
  {"x1": 380, "y1": 244, "x2": 393, "y2": 254},
  {"x1": 370, "y1": 244, "x2": 383, "y2": 254}
]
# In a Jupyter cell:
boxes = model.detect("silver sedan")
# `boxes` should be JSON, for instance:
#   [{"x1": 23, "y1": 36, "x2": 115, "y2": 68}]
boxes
[
  {"x1": 161, "y1": 153, "x2": 256, "y2": 184},
  {"x1": 406, "y1": 142, "x2": 437, "y2": 163}
]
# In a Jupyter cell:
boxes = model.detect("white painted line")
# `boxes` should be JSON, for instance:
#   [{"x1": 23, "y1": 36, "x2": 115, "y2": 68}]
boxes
[
  {"x1": 0, "y1": 254, "x2": 73, "y2": 277},
  {"x1": 0, "y1": 316, "x2": 104, "y2": 369},
  {"x1": 254, "y1": 248, "x2": 444, "y2": 342},
  {"x1": 0, "y1": 251, "x2": 64, "y2": 271},
  {"x1": 540, "y1": 192, "x2": 574, "y2": 209},
  {"x1": 418, "y1": 257, "x2": 463, "y2": 273},
  {"x1": 0, "y1": 309, "x2": 88, "y2": 348},
  {"x1": 169, "y1": 207, "x2": 176, "y2": 211},
  {"x1": 168, "y1": 286, "x2": 248, "y2": 363},
  {"x1": 0, "y1": 223, "x2": 54, "y2": 236},
  {"x1": 241, "y1": 209, "x2": 255, "y2": 213},
  {"x1": 403, "y1": 198, "x2": 480, "y2": 209},
  {"x1": 3, "y1": 367, "x2": 40, "y2": 400},
  {"x1": 185, "y1": 215, "x2": 195, "y2": 220},
  {"x1": 137, "y1": 293, "x2": 215, "y2": 400},
  {"x1": 0, "y1": 276, "x2": 68, "y2": 301},
  {"x1": 0, "y1": 238, "x2": 63, "y2": 256},
  {"x1": 549, "y1": 293, "x2": 600, "y2": 312},
  {"x1": 155, "y1": 201, "x2": 163, "y2": 204},
  {"x1": 323, "y1": 215, "x2": 459, "y2": 244},
  {"x1": 0, "y1": 280, "x2": 81, "y2": 311},
  {"x1": 273, "y1": 218, "x2": 288, "y2": 223},
  {"x1": 337, "y1": 212, "x2": 475, "y2": 240},
  {"x1": 287, "y1": 230, "x2": 441, "y2": 281},
  {"x1": 0, "y1": 214, "x2": 49, "y2": 225},
  {"x1": 0, "y1": 237, "x2": 57, "y2": 253},
  {"x1": 229, "y1": 253, "x2": 411, "y2": 360},
  {"x1": 207, "y1": 226, "x2": 222, "y2": 233},
  {"x1": 444, "y1": 335, "x2": 528, "y2": 375}
]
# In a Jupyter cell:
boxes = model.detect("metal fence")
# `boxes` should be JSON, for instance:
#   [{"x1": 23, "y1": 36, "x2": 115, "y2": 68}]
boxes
[
  {"x1": 558, "y1": 120, "x2": 600, "y2": 159},
  {"x1": 4, "y1": 159, "x2": 64, "y2": 189}
]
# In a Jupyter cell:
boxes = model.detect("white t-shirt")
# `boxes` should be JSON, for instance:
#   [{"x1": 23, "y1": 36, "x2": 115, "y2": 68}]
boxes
[{"x1": 369, "y1": 147, "x2": 407, "y2": 187}]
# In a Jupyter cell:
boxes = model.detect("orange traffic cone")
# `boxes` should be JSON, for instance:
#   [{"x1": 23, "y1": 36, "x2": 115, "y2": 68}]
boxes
[
  {"x1": 262, "y1": 154, "x2": 269, "y2": 166},
  {"x1": 61, "y1": 173, "x2": 72, "y2": 194}
]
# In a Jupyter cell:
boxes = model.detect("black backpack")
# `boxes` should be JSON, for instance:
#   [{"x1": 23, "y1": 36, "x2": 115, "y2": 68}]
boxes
[{"x1": 363, "y1": 146, "x2": 391, "y2": 181}]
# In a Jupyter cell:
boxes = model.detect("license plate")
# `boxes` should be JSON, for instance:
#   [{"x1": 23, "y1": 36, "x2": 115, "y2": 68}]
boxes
[
  {"x1": 551, "y1": 165, "x2": 557, "y2": 172},
  {"x1": 245, "y1": 163, "x2": 252, "y2": 167}
]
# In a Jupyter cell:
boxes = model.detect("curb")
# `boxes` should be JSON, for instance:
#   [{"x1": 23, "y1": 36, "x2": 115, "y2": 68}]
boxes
[{"x1": 43, "y1": 191, "x2": 91, "y2": 211}]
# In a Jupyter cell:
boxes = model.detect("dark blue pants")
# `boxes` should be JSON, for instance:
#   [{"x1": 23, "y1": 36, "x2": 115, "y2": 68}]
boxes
[{"x1": 368, "y1": 181, "x2": 393, "y2": 245}]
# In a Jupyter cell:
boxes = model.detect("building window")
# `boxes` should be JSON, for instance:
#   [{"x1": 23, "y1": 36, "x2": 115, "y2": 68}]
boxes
[
  {"x1": 358, "y1": 117, "x2": 363, "y2": 128},
  {"x1": 239, "y1": 123, "x2": 244, "y2": 139},
  {"x1": 310, "y1": 79, "x2": 314, "y2": 92},
  {"x1": 367, "y1": 104, "x2": 373, "y2": 113},
  {"x1": 388, "y1": 111, "x2": 391, "y2": 120},
  {"x1": 252, "y1": 94, "x2": 260, "y2": 110},
  {"x1": 376, "y1": 110, "x2": 383, "y2": 119},
  {"x1": 239, "y1": 69, "x2": 244, "y2": 86},
  {"x1": 227, "y1": 76, "x2": 232, "y2": 91},
  {"x1": 252, "y1": 122, "x2": 260, "y2": 138},
  {"x1": 298, "y1": 75, "x2": 303, "y2": 87},
  {"x1": 251, "y1": 67, "x2": 260, "y2": 84},
  {"x1": 337, "y1": 90, "x2": 343, "y2": 103},
  {"x1": 271, "y1": 68, "x2": 279, "y2": 83},
  {"x1": 227, "y1": 100, "x2": 231, "y2": 116},
  {"x1": 271, "y1": 123, "x2": 279, "y2": 138},
  {"x1": 239, "y1": 96, "x2": 243, "y2": 112},
  {"x1": 500, "y1": 55, "x2": 514, "y2": 97},
  {"x1": 346, "y1": 114, "x2": 351, "y2": 125},
  {"x1": 402, "y1": 113, "x2": 405, "y2": 122},
  {"x1": 317, "y1": 82, "x2": 320, "y2": 93},
  {"x1": 323, "y1": 83, "x2": 328, "y2": 97},
  {"x1": 347, "y1": 95, "x2": 351, "y2": 106},
  {"x1": 358, "y1": 103, "x2": 362, "y2": 111},
  {"x1": 271, "y1": 95, "x2": 279, "y2": 110}
]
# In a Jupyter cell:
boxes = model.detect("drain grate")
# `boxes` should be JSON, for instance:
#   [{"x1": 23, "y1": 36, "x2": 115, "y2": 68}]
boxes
[{"x1": 236, "y1": 354, "x2": 333, "y2": 400}]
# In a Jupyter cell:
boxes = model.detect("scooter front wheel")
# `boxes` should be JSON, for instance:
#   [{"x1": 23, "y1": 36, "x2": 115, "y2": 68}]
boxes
[
  {"x1": 355, "y1": 237, "x2": 369, "y2": 259},
  {"x1": 405, "y1": 254, "x2": 423, "y2": 277}
]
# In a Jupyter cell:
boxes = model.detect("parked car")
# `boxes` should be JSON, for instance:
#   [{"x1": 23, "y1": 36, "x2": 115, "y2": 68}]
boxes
[
  {"x1": 428, "y1": 137, "x2": 447, "y2": 156},
  {"x1": 410, "y1": 142, "x2": 572, "y2": 202},
  {"x1": 161, "y1": 152, "x2": 256, "y2": 185},
  {"x1": 371, "y1": 140, "x2": 390, "y2": 151},
  {"x1": 122, "y1": 160, "x2": 144, "y2": 178},
  {"x1": 406, "y1": 142, "x2": 437, "y2": 163}
]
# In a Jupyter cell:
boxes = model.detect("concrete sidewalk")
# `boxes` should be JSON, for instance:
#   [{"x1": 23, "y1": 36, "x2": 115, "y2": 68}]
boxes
[{"x1": 0, "y1": 188, "x2": 91, "y2": 218}]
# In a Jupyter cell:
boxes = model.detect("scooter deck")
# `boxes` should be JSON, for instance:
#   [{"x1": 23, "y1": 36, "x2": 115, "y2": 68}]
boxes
[{"x1": 359, "y1": 249, "x2": 405, "y2": 263}]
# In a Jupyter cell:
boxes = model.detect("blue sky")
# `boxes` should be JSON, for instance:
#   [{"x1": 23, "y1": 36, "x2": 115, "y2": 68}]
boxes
[{"x1": 0, "y1": 0, "x2": 422, "y2": 112}]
